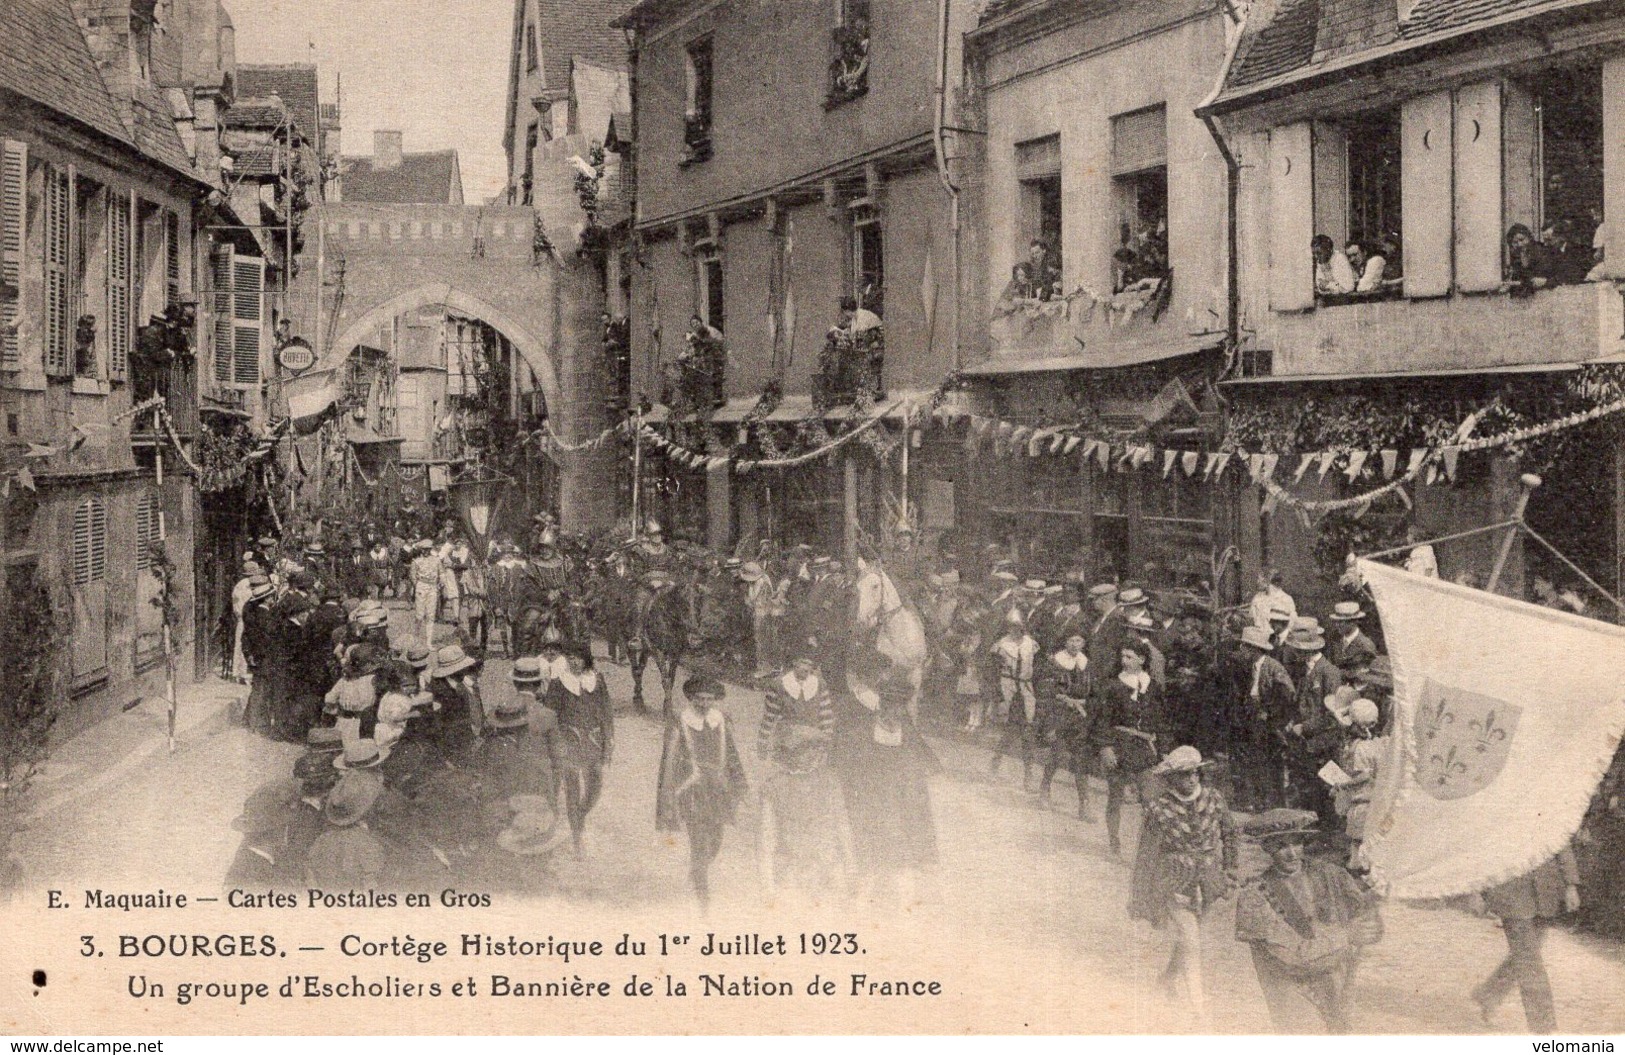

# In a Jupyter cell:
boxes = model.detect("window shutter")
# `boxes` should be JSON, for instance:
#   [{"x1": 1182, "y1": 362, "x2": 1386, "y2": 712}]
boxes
[
  {"x1": 1112, "y1": 106, "x2": 1167, "y2": 176},
  {"x1": 1402, "y1": 90, "x2": 1454, "y2": 297},
  {"x1": 1312, "y1": 122, "x2": 1349, "y2": 248},
  {"x1": 1269, "y1": 122, "x2": 1315, "y2": 312},
  {"x1": 72, "y1": 498, "x2": 108, "y2": 585},
  {"x1": 107, "y1": 191, "x2": 132, "y2": 381},
  {"x1": 1, "y1": 139, "x2": 25, "y2": 371},
  {"x1": 1454, "y1": 81, "x2": 1504, "y2": 293},
  {"x1": 211, "y1": 248, "x2": 233, "y2": 383},
  {"x1": 164, "y1": 209, "x2": 180, "y2": 307},
  {"x1": 1016, "y1": 134, "x2": 1061, "y2": 181},
  {"x1": 231, "y1": 253, "x2": 263, "y2": 385},
  {"x1": 1599, "y1": 60, "x2": 1625, "y2": 280},
  {"x1": 135, "y1": 491, "x2": 157, "y2": 570},
  {"x1": 43, "y1": 165, "x2": 72, "y2": 376}
]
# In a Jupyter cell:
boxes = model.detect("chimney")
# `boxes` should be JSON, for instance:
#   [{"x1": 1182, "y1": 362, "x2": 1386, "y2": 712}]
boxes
[{"x1": 374, "y1": 130, "x2": 403, "y2": 171}]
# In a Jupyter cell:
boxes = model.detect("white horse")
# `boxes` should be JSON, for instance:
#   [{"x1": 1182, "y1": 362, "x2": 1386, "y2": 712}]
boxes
[{"x1": 852, "y1": 557, "x2": 930, "y2": 719}]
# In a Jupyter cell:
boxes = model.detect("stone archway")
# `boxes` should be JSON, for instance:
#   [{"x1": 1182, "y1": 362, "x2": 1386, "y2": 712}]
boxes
[{"x1": 328, "y1": 282, "x2": 563, "y2": 414}]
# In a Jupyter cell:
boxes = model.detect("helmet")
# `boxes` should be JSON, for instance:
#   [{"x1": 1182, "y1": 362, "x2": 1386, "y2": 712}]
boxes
[{"x1": 644, "y1": 518, "x2": 663, "y2": 536}]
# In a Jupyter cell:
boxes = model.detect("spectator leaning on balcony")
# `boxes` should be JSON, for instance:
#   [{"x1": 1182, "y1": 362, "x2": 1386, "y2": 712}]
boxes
[
  {"x1": 1344, "y1": 239, "x2": 1387, "y2": 293},
  {"x1": 1506, "y1": 224, "x2": 1556, "y2": 296},
  {"x1": 1024, "y1": 239, "x2": 1061, "y2": 301},
  {"x1": 1544, "y1": 218, "x2": 1594, "y2": 285},
  {"x1": 1312, "y1": 235, "x2": 1357, "y2": 296}
]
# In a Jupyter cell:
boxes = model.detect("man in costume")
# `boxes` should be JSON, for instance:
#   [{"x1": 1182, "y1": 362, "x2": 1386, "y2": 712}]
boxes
[{"x1": 1234, "y1": 808, "x2": 1383, "y2": 1033}]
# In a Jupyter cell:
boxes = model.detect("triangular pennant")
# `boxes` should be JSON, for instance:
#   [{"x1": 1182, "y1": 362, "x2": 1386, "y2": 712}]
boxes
[
  {"x1": 1049, "y1": 432, "x2": 1066, "y2": 454},
  {"x1": 1294, "y1": 454, "x2": 1315, "y2": 483},
  {"x1": 998, "y1": 423, "x2": 1017, "y2": 443},
  {"x1": 1344, "y1": 450, "x2": 1369, "y2": 482},
  {"x1": 24, "y1": 443, "x2": 56, "y2": 459},
  {"x1": 1133, "y1": 446, "x2": 1154, "y2": 470},
  {"x1": 1259, "y1": 453, "x2": 1280, "y2": 483},
  {"x1": 15, "y1": 467, "x2": 34, "y2": 492},
  {"x1": 1201, "y1": 452, "x2": 1220, "y2": 479},
  {"x1": 1162, "y1": 450, "x2": 1178, "y2": 478},
  {"x1": 1381, "y1": 449, "x2": 1399, "y2": 478},
  {"x1": 1248, "y1": 454, "x2": 1266, "y2": 484},
  {"x1": 1261, "y1": 490, "x2": 1279, "y2": 515},
  {"x1": 1352, "y1": 500, "x2": 1372, "y2": 520},
  {"x1": 1181, "y1": 450, "x2": 1200, "y2": 476},
  {"x1": 1212, "y1": 451, "x2": 1233, "y2": 480},
  {"x1": 1096, "y1": 442, "x2": 1111, "y2": 472},
  {"x1": 1406, "y1": 449, "x2": 1427, "y2": 476},
  {"x1": 1062, "y1": 435, "x2": 1081, "y2": 455},
  {"x1": 1296, "y1": 505, "x2": 1315, "y2": 530},
  {"x1": 1028, "y1": 431, "x2": 1046, "y2": 457},
  {"x1": 1316, "y1": 450, "x2": 1337, "y2": 481},
  {"x1": 1441, "y1": 446, "x2": 1461, "y2": 480}
]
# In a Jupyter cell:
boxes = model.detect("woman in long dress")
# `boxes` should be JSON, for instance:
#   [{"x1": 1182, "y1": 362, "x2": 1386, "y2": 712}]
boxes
[
  {"x1": 833, "y1": 649, "x2": 938, "y2": 900},
  {"x1": 543, "y1": 644, "x2": 614, "y2": 856},
  {"x1": 758, "y1": 651, "x2": 840, "y2": 892}
]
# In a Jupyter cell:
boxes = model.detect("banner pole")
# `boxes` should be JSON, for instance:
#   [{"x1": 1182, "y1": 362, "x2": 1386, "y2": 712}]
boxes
[{"x1": 1486, "y1": 473, "x2": 1540, "y2": 594}]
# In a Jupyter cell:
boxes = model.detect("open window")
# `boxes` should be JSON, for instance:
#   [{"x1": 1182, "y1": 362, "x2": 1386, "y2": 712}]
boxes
[
  {"x1": 683, "y1": 37, "x2": 715, "y2": 164},
  {"x1": 1504, "y1": 64, "x2": 1604, "y2": 288},
  {"x1": 852, "y1": 205, "x2": 883, "y2": 316},
  {"x1": 521, "y1": 123, "x2": 538, "y2": 206},
  {"x1": 1012, "y1": 134, "x2": 1062, "y2": 300},
  {"x1": 828, "y1": 0, "x2": 870, "y2": 106},
  {"x1": 1111, "y1": 106, "x2": 1169, "y2": 295},
  {"x1": 1303, "y1": 106, "x2": 1403, "y2": 302},
  {"x1": 74, "y1": 175, "x2": 107, "y2": 378}
]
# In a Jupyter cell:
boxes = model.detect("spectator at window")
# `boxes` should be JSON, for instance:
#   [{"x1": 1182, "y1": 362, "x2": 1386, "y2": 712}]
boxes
[
  {"x1": 1378, "y1": 232, "x2": 1402, "y2": 280},
  {"x1": 838, "y1": 295, "x2": 882, "y2": 335},
  {"x1": 999, "y1": 262, "x2": 1038, "y2": 308},
  {"x1": 1544, "y1": 219, "x2": 1593, "y2": 285},
  {"x1": 1506, "y1": 224, "x2": 1555, "y2": 297},
  {"x1": 1025, "y1": 239, "x2": 1061, "y2": 301},
  {"x1": 1586, "y1": 206, "x2": 1609, "y2": 281},
  {"x1": 1345, "y1": 239, "x2": 1387, "y2": 294},
  {"x1": 1312, "y1": 235, "x2": 1356, "y2": 296}
]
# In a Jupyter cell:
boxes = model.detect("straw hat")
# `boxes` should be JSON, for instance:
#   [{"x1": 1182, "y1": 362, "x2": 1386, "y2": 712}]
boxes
[
  {"x1": 1285, "y1": 626, "x2": 1327, "y2": 651},
  {"x1": 1116, "y1": 587, "x2": 1149, "y2": 607},
  {"x1": 496, "y1": 805, "x2": 568, "y2": 856},
  {"x1": 1349, "y1": 698, "x2": 1380, "y2": 726},
  {"x1": 324, "y1": 771, "x2": 383, "y2": 827},
  {"x1": 1152, "y1": 745, "x2": 1213, "y2": 775},
  {"x1": 333, "y1": 738, "x2": 392, "y2": 771},
  {"x1": 1088, "y1": 583, "x2": 1118, "y2": 600},
  {"x1": 1239, "y1": 625, "x2": 1274, "y2": 651},
  {"x1": 511, "y1": 656, "x2": 545, "y2": 684},
  {"x1": 1328, "y1": 601, "x2": 1366, "y2": 622},
  {"x1": 431, "y1": 644, "x2": 477, "y2": 678},
  {"x1": 1245, "y1": 807, "x2": 1319, "y2": 846},
  {"x1": 485, "y1": 696, "x2": 530, "y2": 730}
]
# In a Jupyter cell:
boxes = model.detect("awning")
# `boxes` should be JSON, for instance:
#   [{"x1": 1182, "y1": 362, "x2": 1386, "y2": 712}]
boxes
[
  {"x1": 1220, "y1": 360, "x2": 1583, "y2": 385},
  {"x1": 963, "y1": 335, "x2": 1218, "y2": 377}
]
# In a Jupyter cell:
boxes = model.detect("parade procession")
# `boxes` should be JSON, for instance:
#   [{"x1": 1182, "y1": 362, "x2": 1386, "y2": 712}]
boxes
[{"x1": 4, "y1": 0, "x2": 1625, "y2": 1039}]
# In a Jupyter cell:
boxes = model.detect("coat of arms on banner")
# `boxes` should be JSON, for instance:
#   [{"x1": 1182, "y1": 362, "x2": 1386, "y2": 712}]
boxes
[{"x1": 1414, "y1": 678, "x2": 1521, "y2": 800}]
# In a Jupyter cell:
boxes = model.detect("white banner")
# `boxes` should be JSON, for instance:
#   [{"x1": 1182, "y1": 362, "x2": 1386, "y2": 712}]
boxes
[{"x1": 1358, "y1": 559, "x2": 1625, "y2": 899}]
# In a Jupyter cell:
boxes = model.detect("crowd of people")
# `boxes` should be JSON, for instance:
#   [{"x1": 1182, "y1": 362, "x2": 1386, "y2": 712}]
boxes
[{"x1": 222, "y1": 511, "x2": 1623, "y2": 1032}]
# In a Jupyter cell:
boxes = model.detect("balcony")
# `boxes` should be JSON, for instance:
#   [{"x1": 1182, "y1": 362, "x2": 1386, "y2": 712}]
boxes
[
  {"x1": 813, "y1": 326, "x2": 884, "y2": 411},
  {"x1": 983, "y1": 273, "x2": 1214, "y2": 372},
  {"x1": 1249, "y1": 280, "x2": 1625, "y2": 379},
  {"x1": 664, "y1": 330, "x2": 725, "y2": 418}
]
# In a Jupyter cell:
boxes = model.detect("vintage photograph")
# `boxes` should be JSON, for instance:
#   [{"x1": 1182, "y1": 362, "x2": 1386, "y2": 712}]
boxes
[{"x1": 1, "y1": 0, "x2": 1624, "y2": 1037}]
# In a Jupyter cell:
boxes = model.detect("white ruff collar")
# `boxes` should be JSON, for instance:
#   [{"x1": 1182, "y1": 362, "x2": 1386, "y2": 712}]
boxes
[
  {"x1": 850, "y1": 684, "x2": 881, "y2": 712},
  {"x1": 1052, "y1": 650, "x2": 1087, "y2": 671},
  {"x1": 781, "y1": 672, "x2": 821, "y2": 699},
  {"x1": 681, "y1": 707, "x2": 723, "y2": 730},
  {"x1": 558, "y1": 670, "x2": 599, "y2": 695}
]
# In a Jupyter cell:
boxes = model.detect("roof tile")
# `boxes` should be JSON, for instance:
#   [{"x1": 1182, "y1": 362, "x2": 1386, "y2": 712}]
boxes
[
  {"x1": 537, "y1": 0, "x2": 628, "y2": 91},
  {"x1": 0, "y1": 0, "x2": 131, "y2": 147},
  {"x1": 340, "y1": 150, "x2": 462, "y2": 204},
  {"x1": 237, "y1": 64, "x2": 321, "y2": 141}
]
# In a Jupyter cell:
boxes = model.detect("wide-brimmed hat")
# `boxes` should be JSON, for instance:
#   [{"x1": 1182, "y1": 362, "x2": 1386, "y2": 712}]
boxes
[
  {"x1": 333, "y1": 738, "x2": 392, "y2": 771},
  {"x1": 1285, "y1": 626, "x2": 1326, "y2": 651},
  {"x1": 306, "y1": 725, "x2": 344, "y2": 749},
  {"x1": 1044, "y1": 584, "x2": 1064, "y2": 597},
  {"x1": 992, "y1": 570, "x2": 1020, "y2": 583},
  {"x1": 356, "y1": 610, "x2": 388, "y2": 629},
  {"x1": 643, "y1": 570, "x2": 676, "y2": 589},
  {"x1": 304, "y1": 541, "x2": 326, "y2": 556},
  {"x1": 1267, "y1": 603, "x2": 1293, "y2": 622},
  {"x1": 496, "y1": 802, "x2": 567, "y2": 856},
  {"x1": 683, "y1": 674, "x2": 726, "y2": 700},
  {"x1": 294, "y1": 750, "x2": 342, "y2": 790},
  {"x1": 1358, "y1": 655, "x2": 1393, "y2": 688},
  {"x1": 256, "y1": 535, "x2": 277, "y2": 549},
  {"x1": 405, "y1": 646, "x2": 432, "y2": 670},
  {"x1": 486, "y1": 696, "x2": 530, "y2": 730},
  {"x1": 431, "y1": 644, "x2": 477, "y2": 678},
  {"x1": 233, "y1": 782, "x2": 297, "y2": 834},
  {"x1": 1153, "y1": 745, "x2": 1213, "y2": 775},
  {"x1": 241, "y1": 560, "x2": 263, "y2": 576},
  {"x1": 324, "y1": 771, "x2": 383, "y2": 827},
  {"x1": 1246, "y1": 807, "x2": 1319, "y2": 845},
  {"x1": 246, "y1": 574, "x2": 274, "y2": 600},
  {"x1": 1088, "y1": 582, "x2": 1118, "y2": 600},
  {"x1": 1117, "y1": 587, "x2": 1149, "y2": 608},
  {"x1": 511, "y1": 656, "x2": 545, "y2": 683},
  {"x1": 738, "y1": 562, "x2": 765, "y2": 582},
  {"x1": 1349, "y1": 698, "x2": 1380, "y2": 726},
  {"x1": 1328, "y1": 601, "x2": 1366, "y2": 622},
  {"x1": 1022, "y1": 578, "x2": 1047, "y2": 592}
]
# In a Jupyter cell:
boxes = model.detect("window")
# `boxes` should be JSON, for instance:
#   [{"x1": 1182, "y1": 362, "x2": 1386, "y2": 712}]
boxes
[
  {"x1": 164, "y1": 209, "x2": 180, "y2": 308},
  {"x1": 42, "y1": 163, "x2": 72, "y2": 376},
  {"x1": 135, "y1": 489, "x2": 159, "y2": 571},
  {"x1": 107, "y1": 191, "x2": 132, "y2": 382},
  {"x1": 521, "y1": 123, "x2": 538, "y2": 206},
  {"x1": 72, "y1": 497, "x2": 108, "y2": 586},
  {"x1": 683, "y1": 38, "x2": 714, "y2": 163},
  {"x1": 210, "y1": 248, "x2": 263, "y2": 386},
  {"x1": 1016, "y1": 134, "x2": 1062, "y2": 287},
  {"x1": 828, "y1": 0, "x2": 870, "y2": 105},
  {"x1": 852, "y1": 210, "x2": 883, "y2": 315},
  {"x1": 1, "y1": 139, "x2": 25, "y2": 371},
  {"x1": 1111, "y1": 106, "x2": 1169, "y2": 294},
  {"x1": 1345, "y1": 109, "x2": 1401, "y2": 257},
  {"x1": 525, "y1": 22, "x2": 538, "y2": 73},
  {"x1": 75, "y1": 176, "x2": 107, "y2": 377},
  {"x1": 1501, "y1": 64, "x2": 1604, "y2": 286},
  {"x1": 697, "y1": 245, "x2": 724, "y2": 332}
]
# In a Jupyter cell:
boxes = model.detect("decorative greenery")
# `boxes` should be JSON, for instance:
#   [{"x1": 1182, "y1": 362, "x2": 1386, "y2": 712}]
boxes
[
  {"x1": 574, "y1": 144, "x2": 605, "y2": 225},
  {"x1": 194, "y1": 418, "x2": 262, "y2": 493},
  {"x1": 0, "y1": 570, "x2": 62, "y2": 893},
  {"x1": 812, "y1": 326, "x2": 883, "y2": 412}
]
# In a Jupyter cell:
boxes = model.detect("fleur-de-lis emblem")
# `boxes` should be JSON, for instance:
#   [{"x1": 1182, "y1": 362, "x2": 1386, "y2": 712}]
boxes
[
  {"x1": 1470, "y1": 710, "x2": 1509, "y2": 754},
  {"x1": 1420, "y1": 696, "x2": 1453, "y2": 741},
  {"x1": 1427, "y1": 745, "x2": 1468, "y2": 788}
]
